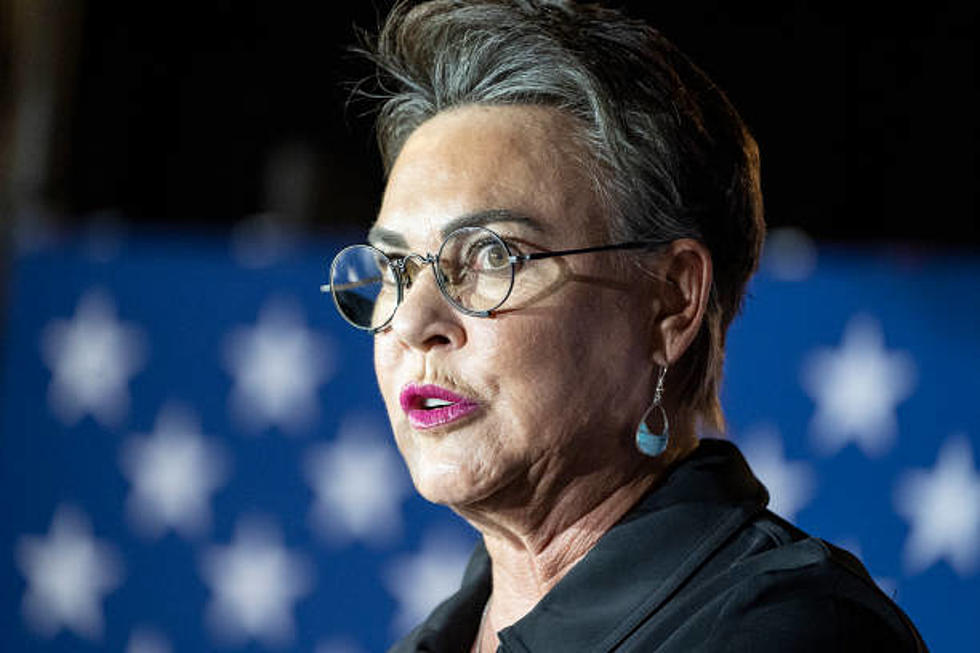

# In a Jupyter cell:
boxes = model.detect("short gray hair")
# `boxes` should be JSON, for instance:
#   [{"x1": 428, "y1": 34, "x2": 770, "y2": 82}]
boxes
[{"x1": 360, "y1": 0, "x2": 765, "y2": 431}]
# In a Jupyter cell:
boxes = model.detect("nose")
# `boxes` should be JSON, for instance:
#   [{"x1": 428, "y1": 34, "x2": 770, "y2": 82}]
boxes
[{"x1": 388, "y1": 260, "x2": 466, "y2": 351}]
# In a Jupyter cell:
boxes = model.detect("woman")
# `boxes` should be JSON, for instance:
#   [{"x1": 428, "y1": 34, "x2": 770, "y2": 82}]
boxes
[{"x1": 325, "y1": 1, "x2": 928, "y2": 650}]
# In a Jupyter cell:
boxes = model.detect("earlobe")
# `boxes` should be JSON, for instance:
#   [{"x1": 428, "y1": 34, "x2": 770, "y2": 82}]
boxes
[{"x1": 652, "y1": 239, "x2": 712, "y2": 366}]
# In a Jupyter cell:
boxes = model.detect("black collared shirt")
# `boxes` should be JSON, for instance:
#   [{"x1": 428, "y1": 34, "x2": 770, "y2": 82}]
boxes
[{"x1": 390, "y1": 439, "x2": 928, "y2": 652}]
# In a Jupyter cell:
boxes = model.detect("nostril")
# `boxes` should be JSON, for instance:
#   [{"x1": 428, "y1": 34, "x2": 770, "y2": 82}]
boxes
[{"x1": 425, "y1": 334, "x2": 452, "y2": 347}]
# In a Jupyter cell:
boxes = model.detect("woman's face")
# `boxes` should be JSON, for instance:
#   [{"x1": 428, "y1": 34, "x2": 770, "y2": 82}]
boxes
[{"x1": 372, "y1": 105, "x2": 658, "y2": 509}]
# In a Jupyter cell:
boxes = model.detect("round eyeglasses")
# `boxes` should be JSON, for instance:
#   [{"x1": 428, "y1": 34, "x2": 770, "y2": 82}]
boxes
[{"x1": 321, "y1": 225, "x2": 669, "y2": 332}]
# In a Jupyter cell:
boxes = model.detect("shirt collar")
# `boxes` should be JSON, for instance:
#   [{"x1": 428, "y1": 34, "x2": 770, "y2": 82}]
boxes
[{"x1": 401, "y1": 438, "x2": 768, "y2": 652}]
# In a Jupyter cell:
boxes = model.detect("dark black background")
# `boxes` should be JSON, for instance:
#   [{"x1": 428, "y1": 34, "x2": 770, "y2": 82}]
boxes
[{"x1": 62, "y1": 2, "x2": 977, "y2": 245}]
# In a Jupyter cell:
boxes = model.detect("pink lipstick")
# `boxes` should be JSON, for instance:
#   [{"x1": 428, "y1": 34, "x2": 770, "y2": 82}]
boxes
[{"x1": 399, "y1": 383, "x2": 481, "y2": 430}]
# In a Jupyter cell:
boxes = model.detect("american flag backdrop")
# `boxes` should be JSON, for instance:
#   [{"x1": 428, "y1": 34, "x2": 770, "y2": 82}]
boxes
[{"x1": 1, "y1": 223, "x2": 977, "y2": 651}]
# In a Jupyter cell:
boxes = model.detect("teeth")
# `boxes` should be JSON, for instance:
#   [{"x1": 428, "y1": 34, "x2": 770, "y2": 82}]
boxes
[{"x1": 422, "y1": 398, "x2": 453, "y2": 409}]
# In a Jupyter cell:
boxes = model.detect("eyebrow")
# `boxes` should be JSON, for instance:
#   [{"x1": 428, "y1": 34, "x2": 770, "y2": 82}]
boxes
[{"x1": 367, "y1": 209, "x2": 544, "y2": 249}]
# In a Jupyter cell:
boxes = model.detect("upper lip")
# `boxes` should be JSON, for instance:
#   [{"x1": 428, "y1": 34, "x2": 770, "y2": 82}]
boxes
[{"x1": 399, "y1": 383, "x2": 478, "y2": 412}]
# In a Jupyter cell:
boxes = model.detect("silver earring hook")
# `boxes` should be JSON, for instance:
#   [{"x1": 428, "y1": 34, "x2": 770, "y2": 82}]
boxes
[{"x1": 653, "y1": 365, "x2": 667, "y2": 405}]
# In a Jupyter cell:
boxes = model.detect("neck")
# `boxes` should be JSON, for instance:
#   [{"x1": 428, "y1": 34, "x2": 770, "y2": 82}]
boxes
[{"x1": 461, "y1": 431, "x2": 698, "y2": 636}]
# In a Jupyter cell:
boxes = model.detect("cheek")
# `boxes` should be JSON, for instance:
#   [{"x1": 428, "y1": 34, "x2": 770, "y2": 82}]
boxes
[
  {"x1": 373, "y1": 339, "x2": 403, "y2": 418},
  {"x1": 373, "y1": 337, "x2": 397, "y2": 387},
  {"x1": 499, "y1": 297, "x2": 643, "y2": 419},
  {"x1": 485, "y1": 316, "x2": 589, "y2": 419},
  {"x1": 373, "y1": 342, "x2": 418, "y2": 465}
]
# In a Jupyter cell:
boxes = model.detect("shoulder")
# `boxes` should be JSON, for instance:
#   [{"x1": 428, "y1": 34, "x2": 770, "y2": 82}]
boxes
[
  {"x1": 387, "y1": 543, "x2": 491, "y2": 653},
  {"x1": 662, "y1": 512, "x2": 928, "y2": 652}
]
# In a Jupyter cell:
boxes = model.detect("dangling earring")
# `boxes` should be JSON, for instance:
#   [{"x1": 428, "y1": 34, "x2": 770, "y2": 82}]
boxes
[{"x1": 636, "y1": 365, "x2": 669, "y2": 456}]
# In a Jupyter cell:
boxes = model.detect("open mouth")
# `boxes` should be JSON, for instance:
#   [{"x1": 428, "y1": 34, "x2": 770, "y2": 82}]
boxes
[
  {"x1": 420, "y1": 397, "x2": 454, "y2": 409},
  {"x1": 399, "y1": 383, "x2": 481, "y2": 429}
]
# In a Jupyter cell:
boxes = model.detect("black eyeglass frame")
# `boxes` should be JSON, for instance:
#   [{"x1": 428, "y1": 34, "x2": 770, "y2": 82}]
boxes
[{"x1": 320, "y1": 226, "x2": 671, "y2": 333}]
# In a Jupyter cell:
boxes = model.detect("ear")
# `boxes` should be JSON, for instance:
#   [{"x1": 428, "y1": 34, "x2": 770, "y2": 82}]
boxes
[{"x1": 649, "y1": 238, "x2": 712, "y2": 367}]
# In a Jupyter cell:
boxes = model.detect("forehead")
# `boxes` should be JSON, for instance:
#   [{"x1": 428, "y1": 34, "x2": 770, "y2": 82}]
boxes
[{"x1": 373, "y1": 104, "x2": 601, "y2": 247}]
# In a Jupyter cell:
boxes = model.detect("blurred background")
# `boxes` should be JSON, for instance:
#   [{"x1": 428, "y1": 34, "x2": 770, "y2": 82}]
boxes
[{"x1": 0, "y1": 1, "x2": 977, "y2": 651}]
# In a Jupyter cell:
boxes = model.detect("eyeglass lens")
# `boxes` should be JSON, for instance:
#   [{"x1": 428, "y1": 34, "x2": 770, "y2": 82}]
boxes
[{"x1": 329, "y1": 227, "x2": 516, "y2": 330}]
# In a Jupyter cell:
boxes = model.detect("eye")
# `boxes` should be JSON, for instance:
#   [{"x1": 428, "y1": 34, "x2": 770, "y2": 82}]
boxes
[
  {"x1": 470, "y1": 239, "x2": 511, "y2": 272},
  {"x1": 374, "y1": 251, "x2": 400, "y2": 285}
]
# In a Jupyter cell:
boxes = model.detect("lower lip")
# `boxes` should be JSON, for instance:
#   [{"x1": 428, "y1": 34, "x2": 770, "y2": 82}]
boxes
[{"x1": 406, "y1": 401, "x2": 481, "y2": 430}]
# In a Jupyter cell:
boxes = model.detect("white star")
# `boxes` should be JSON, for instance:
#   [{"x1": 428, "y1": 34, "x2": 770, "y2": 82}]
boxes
[
  {"x1": 305, "y1": 416, "x2": 410, "y2": 547},
  {"x1": 200, "y1": 517, "x2": 313, "y2": 647},
  {"x1": 126, "y1": 627, "x2": 172, "y2": 653},
  {"x1": 738, "y1": 426, "x2": 816, "y2": 522},
  {"x1": 81, "y1": 213, "x2": 126, "y2": 263},
  {"x1": 230, "y1": 212, "x2": 300, "y2": 269},
  {"x1": 801, "y1": 314, "x2": 916, "y2": 457},
  {"x1": 315, "y1": 638, "x2": 365, "y2": 653},
  {"x1": 120, "y1": 404, "x2": 228, "y2": 539},
  {"x1": 762, "y1": 226, "x2": 818, "y2": 281},
  {"x1": 223, "y1": 299, "x2": 333, "y2": 434},
  {"x1": 15, "y1": 505, "x2": 123, "y2": 640},
  {"x1": 895, "y1": 434, "x2": 980, "y2": 576},
  {"x1": 41, "y1": 288, "x2": 147, "y2": 427},
  {"x1": 385, "y1": 532, "x2": 473, "y2": 635}
]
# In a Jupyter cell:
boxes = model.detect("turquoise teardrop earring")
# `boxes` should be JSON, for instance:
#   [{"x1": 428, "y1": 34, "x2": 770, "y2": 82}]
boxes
[{"x1": 636, "y1": 365, "x2": 669, "y2": 456}]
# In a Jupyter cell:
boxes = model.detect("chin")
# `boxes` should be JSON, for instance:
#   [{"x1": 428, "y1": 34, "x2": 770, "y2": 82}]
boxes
[
  {"x1": 394, "y1": 418, "x2": 513, "y2": 506},
  {"x1": 406, "y1": 451, "x2": 499, "y2": 508},
  {"x1": 410, "y1": 464, "x2": 473, "y2": 506}
]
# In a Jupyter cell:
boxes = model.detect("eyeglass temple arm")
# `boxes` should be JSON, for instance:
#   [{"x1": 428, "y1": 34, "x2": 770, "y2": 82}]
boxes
[
  {"x1": 512, "y1": 240, "x2": 670, "y2": 262},
  {"x1": 319, "y1": 275, "x2": 384, "y2": 293},
  {"x1": 320, "y1": 240, "x2": 670, "y2": 291}
]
